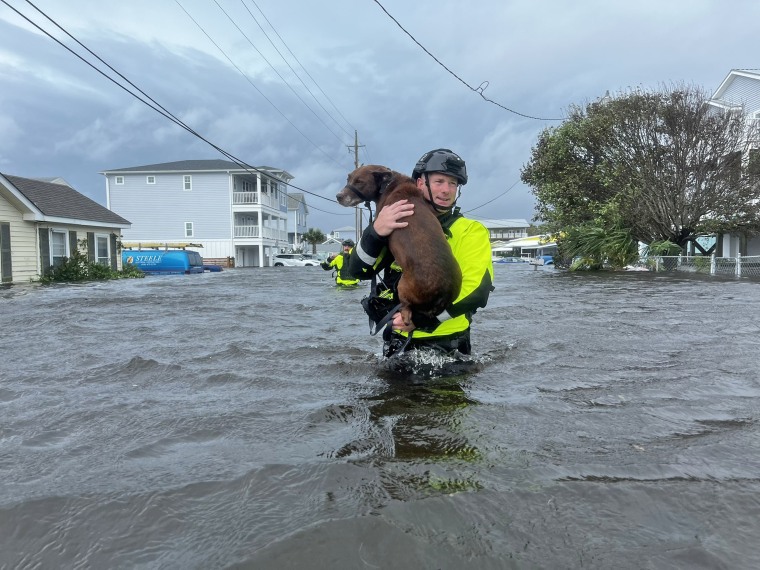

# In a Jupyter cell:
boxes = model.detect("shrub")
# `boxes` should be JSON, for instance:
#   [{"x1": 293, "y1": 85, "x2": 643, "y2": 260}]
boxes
[{"x1": 39, "y1": 249, "x2": 144, "y2": 283}]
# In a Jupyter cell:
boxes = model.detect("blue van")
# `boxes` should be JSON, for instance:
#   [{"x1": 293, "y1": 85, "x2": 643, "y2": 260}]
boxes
[{"x1": 122, "y1": 249, "x2": 204, "y2": 275}]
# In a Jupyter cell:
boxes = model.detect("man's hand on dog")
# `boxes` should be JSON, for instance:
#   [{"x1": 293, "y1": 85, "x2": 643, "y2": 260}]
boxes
[
  {"x1": 391, "y1": 311, "x2": 415, "y2": 333},
  {"x1": 374, "y1": 199, "x2": 414, "y2": 237}
]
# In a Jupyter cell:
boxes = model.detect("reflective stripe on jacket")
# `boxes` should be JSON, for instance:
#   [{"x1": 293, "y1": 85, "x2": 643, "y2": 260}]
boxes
[{"x1": 348, "y1": 214, "x2": 494, "y2": 339}]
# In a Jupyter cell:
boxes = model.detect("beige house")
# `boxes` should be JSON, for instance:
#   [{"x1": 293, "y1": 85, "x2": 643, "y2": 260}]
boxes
[{"x1": 0, "y1": 173, "x2": 131, "y2": 284}]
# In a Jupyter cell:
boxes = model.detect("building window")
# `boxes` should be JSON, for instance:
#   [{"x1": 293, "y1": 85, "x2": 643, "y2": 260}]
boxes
[
  {"x1": 95, "y1": 234, "x2": 110, "y2": 265},
  {"x1": 147, "y1": 175, "x2": 156, "y2": 184},
  {"x1": 185, "y1": 222, "x2": 194, "y2": 238},
  {"x1": 184, "y1": 175, "x2": 192, "y2": 191},
  {"x1": 51, "y1": 230, "x2": 68, "y2": 267},
  {"x1": 115, "y1": 176, "x2": 124, "y2": 185}
]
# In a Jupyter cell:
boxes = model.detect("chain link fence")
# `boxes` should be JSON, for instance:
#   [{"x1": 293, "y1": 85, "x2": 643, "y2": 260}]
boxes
[{"x1": 644, "y1": 255, "x2": 760, "y2": 278}]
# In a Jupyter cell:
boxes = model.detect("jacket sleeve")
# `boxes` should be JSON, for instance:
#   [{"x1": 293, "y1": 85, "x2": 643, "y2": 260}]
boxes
[
  {"x1": 347, "y1": 224, "x2": 392, "y2": 280},
  {"x1": 446, "y1": 221, "x2": 494, "y2": 318}
]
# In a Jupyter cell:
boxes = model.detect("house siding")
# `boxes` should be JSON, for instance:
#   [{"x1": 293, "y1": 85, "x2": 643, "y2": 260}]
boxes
[
  {"x1": 720, "y1": 75, "x2": 760, "y2": 112},
  {"x1": 72, "y1": 225, "x2": 123, "y2": 270},
  {"x1": 110, "y1": 172, "x2": 231, "y2": 241},
  {"x1": 0, "y1": 194, "x2": 39, "y2": 282},
  {"x1": 105, "y1": 163, "x2": 295, "y2": 266}
]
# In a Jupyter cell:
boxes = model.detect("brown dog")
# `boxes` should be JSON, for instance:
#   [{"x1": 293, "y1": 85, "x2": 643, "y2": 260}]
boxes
[{"x1": 336, "y1": 165, "x2": 462, "y2": 327}]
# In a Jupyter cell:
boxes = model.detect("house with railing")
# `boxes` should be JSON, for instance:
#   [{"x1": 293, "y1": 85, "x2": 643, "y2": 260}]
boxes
[
  {"x1": 707, "y1": 69, "x2": 760, "y2": 256},
  {"x1": 103, "y1": 159, "x2": 295, "y2": 267}
]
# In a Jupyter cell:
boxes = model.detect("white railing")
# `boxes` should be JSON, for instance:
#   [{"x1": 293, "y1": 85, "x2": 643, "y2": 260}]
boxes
[
  {"x1": 233, "y1": 192, "x2": 278, "y2": 209},
  {"x1": 234, "y1": 225, "x2": 260, "y2": 238},
  {"x1": 233, "y1": 226, "x2": 288, "y2": 241}
]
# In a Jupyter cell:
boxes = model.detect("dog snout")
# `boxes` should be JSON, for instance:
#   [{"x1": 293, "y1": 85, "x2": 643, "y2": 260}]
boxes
[{"x1": 336, "y1": 187, "x2": 360, "y2": 207}]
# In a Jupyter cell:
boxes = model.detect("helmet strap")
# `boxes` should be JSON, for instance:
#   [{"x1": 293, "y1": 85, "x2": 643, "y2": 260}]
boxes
[{"x1": 423, "y1": 173, "x2": 458, "y2": 214}]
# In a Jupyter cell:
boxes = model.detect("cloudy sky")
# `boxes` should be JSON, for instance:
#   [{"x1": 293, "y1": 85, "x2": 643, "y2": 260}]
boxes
[{"x1": 1, "y1": 0, "x2": 758, "y2": 234}]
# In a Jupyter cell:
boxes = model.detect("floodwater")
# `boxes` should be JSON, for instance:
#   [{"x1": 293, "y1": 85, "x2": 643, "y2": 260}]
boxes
[{"x1": 2, "y1": 263, "x2": 760, "y2": 569}]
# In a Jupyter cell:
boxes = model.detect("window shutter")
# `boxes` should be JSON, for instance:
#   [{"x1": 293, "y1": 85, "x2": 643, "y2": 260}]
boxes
[
  {"x1": 69, "y1": 231, "x2": 79, "y2": 259},
  {"x1": 0, "y1": 223, "x2": 12, "y2": 283},
  {"x1": 39, "y1": 228, "x2": 50, "y2": 275},
  {"x1": 87, "y1": 232, "x2": 95, "y2": 262},
  {"x1": 110, "y1": 233, "x2": 118, "y2": 270}
]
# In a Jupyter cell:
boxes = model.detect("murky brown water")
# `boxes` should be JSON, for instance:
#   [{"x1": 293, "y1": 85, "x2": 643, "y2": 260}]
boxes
[{"x1": 2, "y1": 264, "x2": 760, "y2": 569}]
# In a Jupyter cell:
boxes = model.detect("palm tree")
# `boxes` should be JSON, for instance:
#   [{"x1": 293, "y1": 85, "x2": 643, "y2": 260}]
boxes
[{"x1": 302, "y1": 228, "x2": 326, "y2": 254}]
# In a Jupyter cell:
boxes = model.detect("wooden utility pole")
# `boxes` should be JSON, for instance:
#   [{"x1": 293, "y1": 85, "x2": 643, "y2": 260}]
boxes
[{"x1": 348, "y1": 130, "x2": 365, "y2": 242}]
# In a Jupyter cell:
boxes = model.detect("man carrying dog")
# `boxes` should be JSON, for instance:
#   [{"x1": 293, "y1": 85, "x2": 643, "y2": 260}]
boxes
[
  {"x1": 321, "y1": 239, "x2": 360, "y2": 287},
  {"x1": 347, "y1": 148, "x2": 494, "y2": 357}
]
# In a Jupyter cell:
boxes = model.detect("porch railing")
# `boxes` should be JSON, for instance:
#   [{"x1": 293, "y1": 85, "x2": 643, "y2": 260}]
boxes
[
  {"x1": 232, "y1": 192, "x2": 278, "y2": 209},
  {"x1": 233, "y1": 225, "x2": 288, "y2": 241}
]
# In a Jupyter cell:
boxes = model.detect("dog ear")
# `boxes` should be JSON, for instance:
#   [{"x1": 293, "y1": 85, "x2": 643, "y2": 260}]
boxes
[{"x1": 373, "y1": 170, "x2": 393, "y2": 194}]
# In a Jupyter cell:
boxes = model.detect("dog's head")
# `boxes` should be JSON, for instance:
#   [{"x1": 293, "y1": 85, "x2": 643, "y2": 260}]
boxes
[{"x1": 336, "y1": 165, "x2": 394, "y2": 207}]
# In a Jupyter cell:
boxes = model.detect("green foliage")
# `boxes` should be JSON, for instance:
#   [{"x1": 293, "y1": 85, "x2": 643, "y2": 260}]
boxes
[
  {"x1": 39, "y1": 249, "x2": 144, "y2": 283},
  {"x1": 560, "y1": 222, "x2": 639, "y2": 271},
  {"x1": 644, "y1": 240, "x2": 682, "y2": 256},
  {"x1": 521, "y1": 83, "x2": 760, "y2": 246},
  {"x1": 693, "y1": 256, "x2": 711, "y2": 273},
  {"x1": 118, "y1": 262, "x2": 146, "y2": 278},
  {"x1": 302, "y1": 227, "x2": 327, "y2": 254}
]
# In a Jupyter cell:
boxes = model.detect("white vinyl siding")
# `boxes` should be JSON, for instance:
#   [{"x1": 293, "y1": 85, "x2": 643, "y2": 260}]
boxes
[
  {"x1": 721, "y1": 75, "x2": 760, "y2": 112},
  {"x1": 110, "y1": 172, "x2": 232, "y2": 241},
  {"x1": 0, "y1": 195, "x2": 46, "y2": 282}
]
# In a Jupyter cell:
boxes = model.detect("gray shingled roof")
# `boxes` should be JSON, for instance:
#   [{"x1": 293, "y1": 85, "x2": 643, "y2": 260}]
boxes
[
  {"x1": 3, "y1": 173, "x2": 130, "y2": 225},
  {"x1": 287, "y1": 192, "x2": 308, "y2": 213},
  {"x1": 101, "y1": 159, "x2": 293, "y2": 179},
  {"x1": 103, "y1": 159, "x2": 241, "y2": 172}
]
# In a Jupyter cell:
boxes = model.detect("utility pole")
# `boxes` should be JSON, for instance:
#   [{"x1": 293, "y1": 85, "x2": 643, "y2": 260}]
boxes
[{"x1": 348, "y1": 130, "x2": 365, "y2": 243}]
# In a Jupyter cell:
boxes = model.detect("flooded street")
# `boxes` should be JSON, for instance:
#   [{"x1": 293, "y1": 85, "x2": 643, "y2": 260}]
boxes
[{"x1": 2, "y1": 264, "x2": 760, "y2": 569}]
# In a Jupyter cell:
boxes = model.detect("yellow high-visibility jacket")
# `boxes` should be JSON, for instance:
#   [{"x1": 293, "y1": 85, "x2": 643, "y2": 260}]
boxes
[
  {"x1": 322, "y1": 249, "x2": 360, "y2": 286},
  {"x1": 348, "y1": 208, "x2": 494, "y2": 340}
]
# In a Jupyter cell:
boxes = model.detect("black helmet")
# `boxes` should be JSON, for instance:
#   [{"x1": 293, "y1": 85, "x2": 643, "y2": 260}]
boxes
[
  {"x1": 341, "y1": 239, "x2": 355, "y2": 247},
  {"x1": 412, "y1": 148, "x2": 467, "y2": 185}
]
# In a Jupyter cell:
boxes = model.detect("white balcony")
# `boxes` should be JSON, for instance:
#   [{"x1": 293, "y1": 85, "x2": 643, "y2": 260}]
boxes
[
  {"x1": 233, "y1": 191, "x2": 278, "y2": 209},
  {"x1": 234, "y1": 225, "x2": 288, "y2": 241}
]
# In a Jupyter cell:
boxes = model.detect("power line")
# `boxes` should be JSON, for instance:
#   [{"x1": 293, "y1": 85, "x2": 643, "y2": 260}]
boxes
[
  {"x1": 209, "y1": 0, "x2": 349, "y2": 147},
  {"x1": 175, "y1": 0, "x2": 349, "y2": 169},
  {"x1": 245, "y1": 0, "x2": 357, "y2": 137},
  {"x1": 4, "y1": 0, "x2": 351, "y2": 218},
  {"x1": 371, "y1": 0, "x2": 564, "y2": 122},
  {"x1": 239, "y1": 0, "x2": 356, "y2": 139},
  {"x1": 462, "y1": 179, "x2": 522, "y2": 215}
]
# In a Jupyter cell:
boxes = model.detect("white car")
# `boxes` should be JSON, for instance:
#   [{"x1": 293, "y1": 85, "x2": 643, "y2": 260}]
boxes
[{"x1": 273, "y1": 253, "x2": 319, "y2": 267}]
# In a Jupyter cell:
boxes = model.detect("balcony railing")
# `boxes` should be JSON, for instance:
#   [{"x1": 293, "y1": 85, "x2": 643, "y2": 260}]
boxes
[
  {"x1": 234, "y1": 225, "x2": 288, "y2": 241},
  {"x1": 233, "y1": 191, "x2": 278, "y2": 209}
]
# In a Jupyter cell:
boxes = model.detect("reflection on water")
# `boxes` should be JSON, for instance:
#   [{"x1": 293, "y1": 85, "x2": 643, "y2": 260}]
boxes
[{"x1": 2, "y1": 265, "x2": 760, "y2": 569}]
